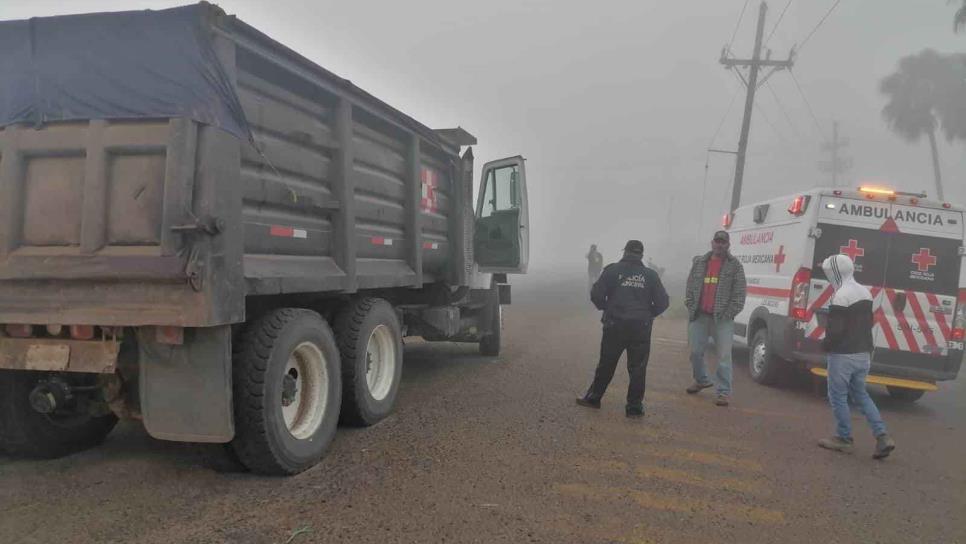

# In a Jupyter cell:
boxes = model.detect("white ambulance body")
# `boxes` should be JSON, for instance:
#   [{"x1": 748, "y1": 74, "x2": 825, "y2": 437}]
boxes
[{"x1": 727, "y1": 187, "x2": 966, "y2": 401}]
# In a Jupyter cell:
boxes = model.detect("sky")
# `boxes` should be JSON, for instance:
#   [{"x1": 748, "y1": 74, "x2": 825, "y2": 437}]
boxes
[{"x1": 2, "y1": 0, "x2": 964, "y2": 276}]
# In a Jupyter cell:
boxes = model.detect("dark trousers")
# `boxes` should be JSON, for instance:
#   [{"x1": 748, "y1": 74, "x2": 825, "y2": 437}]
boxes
[{"x1": 586, "y1": 319, "x2": 653, "y2": 409}]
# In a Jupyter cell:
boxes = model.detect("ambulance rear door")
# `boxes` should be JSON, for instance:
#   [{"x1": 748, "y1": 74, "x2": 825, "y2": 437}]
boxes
[
  {"x1": 805, "y1": 196, "x2": 891, "y2": 350},
  {"x1": 875, "y1": 202, "x2": 964, "y2": 378}
]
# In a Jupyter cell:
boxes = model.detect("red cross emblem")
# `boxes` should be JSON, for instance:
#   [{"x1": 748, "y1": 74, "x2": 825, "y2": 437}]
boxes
[
  {"x1": 839, "y1": 239, "x2": 865, "y2": 261},
  {"x1": 911, "y1": 248, "x2": 937, "y2": 272},
  {"x1": 773, "y1": 245, "x2": 786, "y2": 273}
]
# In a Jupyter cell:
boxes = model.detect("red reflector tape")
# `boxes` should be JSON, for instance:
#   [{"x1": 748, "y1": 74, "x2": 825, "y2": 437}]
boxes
[
  {"x1": 70, "y1": 325, "x2": 95, "y2": 340},
  {"x1": 5, "y1": 324, "x2": 33, "y2": 338},
  {"x1": 371, "y1": 237, "x2": 394, "y2": 246},
  {"x1": 422, "y1": 242, "x2": 440, "y2": 250},
  {"x1": 269, "y1": 226, "x2": 307, "y2": 239},
  {"x1": 156, "y1": 326, "x2": 184, "y2": 345}
]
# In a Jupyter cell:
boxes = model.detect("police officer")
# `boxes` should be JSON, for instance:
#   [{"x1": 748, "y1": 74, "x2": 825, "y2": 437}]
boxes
[{"x1": 577, "y1": 240, "x2": 670, "y2": 417}]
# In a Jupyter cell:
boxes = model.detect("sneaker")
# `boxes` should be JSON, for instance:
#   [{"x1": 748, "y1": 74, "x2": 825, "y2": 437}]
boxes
[
  {"x1": 686, "y1": 382, "x2": 714, "y2": 394},
  {"x1": 576, "y1": 396, "x2": 601, "y2": 409},
  {"x1": 714, "y1": 394, "x2": 729, "y2": 406},
  {"x1": 818, "y1": 436, "x2": 854, "y2": 454},
  {"x1": 625, "y1": 405, "x2": 645, "y2": 418},
  {"x1": 873, "y1": 434, "x2": 896, "y2": 459}
]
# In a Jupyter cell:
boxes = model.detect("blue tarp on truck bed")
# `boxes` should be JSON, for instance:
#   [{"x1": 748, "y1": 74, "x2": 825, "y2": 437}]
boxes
[{"x1": 0, "y1": 3, "x2": 249, "y2": 139}]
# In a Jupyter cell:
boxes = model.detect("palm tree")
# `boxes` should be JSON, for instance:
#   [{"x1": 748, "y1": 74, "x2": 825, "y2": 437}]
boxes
[{"x1": 880, "y1": 50, "x2": 958, "y2": 200}]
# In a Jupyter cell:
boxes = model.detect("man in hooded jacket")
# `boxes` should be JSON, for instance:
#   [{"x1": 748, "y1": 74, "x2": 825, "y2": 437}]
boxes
[
  {"x1": 577, "y1": 240, "x2": 669, "y2": 417},
  {"x1": 818, "y1": 254, "x2": 896, "y2": 459}
]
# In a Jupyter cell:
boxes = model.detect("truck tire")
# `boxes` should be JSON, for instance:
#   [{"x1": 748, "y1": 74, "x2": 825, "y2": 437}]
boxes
[
  {"x1": 231, "y1": 309, "x2": 342, "y2": 475},
  {"x1": 335, "y1": 298, "x2": 403, "y2": 427},
  {"x1": 0, "y1": 370, "x2": 117, "y2": 459},
  {"x1": 479, "y1": 286, "x2": 502, "y2": 356},
  {"x1": 748, "y1": 328, "x2": 785, "y2": 385},
  {"x1": 886, "y1": 386, "x2": 925, "y2": 403}
]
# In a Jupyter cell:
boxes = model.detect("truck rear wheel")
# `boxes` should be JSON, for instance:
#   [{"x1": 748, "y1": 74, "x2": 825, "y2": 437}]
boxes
[
  {"x1": 886, "y1": 386, "x2": 925, "y2": 403},
  {"x1": 0, "y1": 371, "x2": 117, "y2": 459},
  {"x1": 231, "y1": 309, "x2": 341, "y2": 475},
  {"x1": 335, "y1": 298, "x2": 403, "y2": 427},
  {"x1": 748, "y1": 328, "x2": 785, "y2": 385},
  {"x1": 479, "y1": 285, "x2": 502, "y2": 356}
]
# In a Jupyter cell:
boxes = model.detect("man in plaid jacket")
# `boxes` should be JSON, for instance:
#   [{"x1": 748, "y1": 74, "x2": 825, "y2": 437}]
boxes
[{"x1": 684, "y1": 230, "x2": 746, "y2": 406}]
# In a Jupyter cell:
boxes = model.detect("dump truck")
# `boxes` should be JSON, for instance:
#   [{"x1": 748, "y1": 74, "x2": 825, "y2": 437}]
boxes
[{"x1": 0, "y1": 3, "x2": 530, "y2": 475}]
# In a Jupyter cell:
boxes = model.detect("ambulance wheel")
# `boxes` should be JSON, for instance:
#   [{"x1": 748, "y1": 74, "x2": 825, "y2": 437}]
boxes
[
  {"x1": 479, "y1": 286, "x2": 502, "y2": 356},
  {"x1": 0, "y1": 370, "x2": 118, "y2": 459},
  {"x1": 231, "y1": 309, "x2": 342, "y2": 475},
  {"x1": 335, "y1": 298, "x2": 403, "y2": 427},
  {"x1": 748, "y1": 328, "x2": 785, "y2": 385},
  {"x1": 886, "y1": 386, "x2": 925, "y2": 403}
]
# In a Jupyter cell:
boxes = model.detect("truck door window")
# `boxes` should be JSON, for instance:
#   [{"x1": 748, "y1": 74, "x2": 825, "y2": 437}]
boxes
[{"x1": 479, "y1": 165, "x2": 520, "y2": 218}]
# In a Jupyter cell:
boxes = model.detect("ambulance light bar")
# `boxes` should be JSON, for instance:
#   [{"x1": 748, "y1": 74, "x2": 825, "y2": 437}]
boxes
[
  {"x1": 859, "y1": 186, "x2": 895, "y2": 196},
  {"x1": 858, "y1": 186, "x2": 928, "y2": 198}
]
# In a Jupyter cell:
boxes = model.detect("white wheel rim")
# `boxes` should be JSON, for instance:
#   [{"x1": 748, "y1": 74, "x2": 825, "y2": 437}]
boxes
[
  {"x1": 281, "y1": 341, "x2": 329, "y2": 440},
  {"x1": 752, "y1": 341, "x2": 767, "y2": 376},
  {"x1": 366, "y1": 324, "x2": 396, "y2": 401}
]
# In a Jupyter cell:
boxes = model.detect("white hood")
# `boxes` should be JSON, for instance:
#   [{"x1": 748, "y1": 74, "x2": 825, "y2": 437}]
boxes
[{"x1": 821, "y1": 254, "x2": 872, "y2": 306}]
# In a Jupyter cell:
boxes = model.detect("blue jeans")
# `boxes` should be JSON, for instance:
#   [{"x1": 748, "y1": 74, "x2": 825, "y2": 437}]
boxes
[
  {"x1": 688, "y1": 314, "x2": 734, "y2": 396},
  {"x1": 827, "y1": 353, "x2": 887, "y2": 439}
]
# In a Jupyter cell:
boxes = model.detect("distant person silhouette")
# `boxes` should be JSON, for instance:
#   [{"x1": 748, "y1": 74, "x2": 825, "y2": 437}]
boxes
[{"x1": 586, "y1": 244, "x2": 603, "y2": 290}]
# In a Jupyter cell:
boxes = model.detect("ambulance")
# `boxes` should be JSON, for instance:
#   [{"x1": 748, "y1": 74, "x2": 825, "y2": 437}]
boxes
[{"x1": 726, "y1": 186, "x2": 966, "y2": 401}]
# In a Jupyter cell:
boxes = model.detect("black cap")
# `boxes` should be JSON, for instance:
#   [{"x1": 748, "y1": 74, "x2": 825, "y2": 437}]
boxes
[
  {"x1": 713, "y1": 230, "x2": 730, "y2": 242},
  {"x1": 623, "y1": 239, "x2": 644, "y2": 255}
]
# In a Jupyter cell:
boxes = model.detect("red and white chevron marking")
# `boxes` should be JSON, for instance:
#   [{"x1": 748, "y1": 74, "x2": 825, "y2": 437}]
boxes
[
  {"x1": 421, "y1": 167, "x2": 439, "y2": 213},
  {"x1": 804, "y1": 284, "x2": 955, "y2": 354},
  {"x1": 422, "y1": 242, "x2": 440, "y2": 250}
]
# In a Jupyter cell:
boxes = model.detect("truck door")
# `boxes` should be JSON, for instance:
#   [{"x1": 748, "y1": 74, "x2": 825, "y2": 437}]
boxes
[
  {"x1": 474, "y1": 156, "x2": 529, "y2": 273},
  {"x1": 875, "y1": 203, "x2": 964, "y2": 376}
]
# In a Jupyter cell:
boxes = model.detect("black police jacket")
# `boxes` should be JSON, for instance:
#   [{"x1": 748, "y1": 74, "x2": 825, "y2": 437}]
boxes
[{"x1": 591, "y1": 254, "x2": 670, "y2": 324}]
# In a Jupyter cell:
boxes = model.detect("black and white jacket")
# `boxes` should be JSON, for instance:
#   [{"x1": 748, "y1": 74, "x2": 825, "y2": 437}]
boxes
[{"x1": 821, "y1": 254, "x2": 874, "y2": 354}]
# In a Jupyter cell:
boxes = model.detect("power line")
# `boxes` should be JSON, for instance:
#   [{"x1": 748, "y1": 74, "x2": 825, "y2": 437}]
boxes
[
  {"x1": 729, "y1": 68, "x2": 793, "y2": 150},
  {"x1": 764, "y1": 79, "x2": 805, "y2": 141},
  {"x1": 789, "y1": 70, "x2": 828, "y2": 144},
  {"x1": 727, "y1": 0, "x2": 752, "y2": 53},
  {"x1": 708, "y1": 79, "x2": 743, "y2": 148},
  {"x1": 798, "y1": 0, "x2": 844, "y2": 52},
  {"x1": 764, "y1": 0, "x2": 794, "y2": 46}
]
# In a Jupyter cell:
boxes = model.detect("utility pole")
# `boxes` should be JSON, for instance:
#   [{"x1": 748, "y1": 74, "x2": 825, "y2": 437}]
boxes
[
  {"x1": 719, "y1": 2, "x2": 795, "y2": 213},
  {"x1": 819, "y1": 121, "x2": 851, "y2": 187}
]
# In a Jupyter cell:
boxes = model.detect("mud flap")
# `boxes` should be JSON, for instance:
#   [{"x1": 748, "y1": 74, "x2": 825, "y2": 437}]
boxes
[{"x1": 138, "y1": 326, "x2": 234, "y2": 443}]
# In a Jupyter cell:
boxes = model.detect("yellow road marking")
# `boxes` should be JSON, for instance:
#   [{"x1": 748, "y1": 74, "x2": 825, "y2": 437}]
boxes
[
  {"x1": 645, "y1": 390, "x2": 809, "y2": 420},
  {"x1": 572, "y1": 457, "x2": 766, "y2": 494},
  {"x1": 555, "y1": 483, "x2": 785, "y2": 525},
  {"x1": 589, "y1": 441, "x2": 764, "y2": 473},
  {"x1": 631, "y1": 424, "x2": 750, "y2": 453}
]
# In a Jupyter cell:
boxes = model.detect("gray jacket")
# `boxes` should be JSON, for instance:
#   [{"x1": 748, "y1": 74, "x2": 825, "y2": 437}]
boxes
[{"x1": 685, "y1": 251, "x2": 747, "y2": 322}]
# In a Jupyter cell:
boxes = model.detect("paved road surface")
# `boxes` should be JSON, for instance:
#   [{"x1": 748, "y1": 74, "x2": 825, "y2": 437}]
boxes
[{"x1": 1, "y1": 271, "x2": 963, "y2": 543}]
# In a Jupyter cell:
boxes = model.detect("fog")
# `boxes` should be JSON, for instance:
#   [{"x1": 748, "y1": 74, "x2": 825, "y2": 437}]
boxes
[{"x1": 4, "y1": 0, "x2": 965, "y2": 280}]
